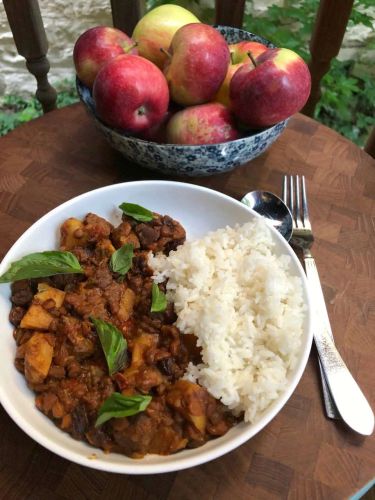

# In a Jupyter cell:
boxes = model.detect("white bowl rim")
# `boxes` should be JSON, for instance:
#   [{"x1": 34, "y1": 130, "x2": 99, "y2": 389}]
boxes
[{"x1": 0, "y1": 180, "x2": 313, "y2": 474}]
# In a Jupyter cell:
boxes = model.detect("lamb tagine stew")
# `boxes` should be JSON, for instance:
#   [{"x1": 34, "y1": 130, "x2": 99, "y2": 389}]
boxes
[{"x1": 5, "y1": 205, "x2": 237, "y2": 458}]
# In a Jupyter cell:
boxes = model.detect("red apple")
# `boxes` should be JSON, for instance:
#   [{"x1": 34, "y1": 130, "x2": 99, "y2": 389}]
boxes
[
  {"x1": 229, "y1": 41, "x2": 268, "y2": 64},
  {"x1": 230, "y1": 48, "x2": 311, "y2": 128},
  {"x1": 132, "y1": 4, "x2": 200, "y2": 69},
  {"x1": 93, "y1": 54, "x2": 169, "y2": 134},
  {"x1": 73, "y1": 26, "x2": 138, "y2": 88},
  {"x1": 138, "y1": 110, "x2": 174, "y2": 143},
  {"x1": 164, "y1": 24, "x2": 230, "y2": 106},
  {"x1": 166, "y1": 103, "x2": 240, "y2": 145}
]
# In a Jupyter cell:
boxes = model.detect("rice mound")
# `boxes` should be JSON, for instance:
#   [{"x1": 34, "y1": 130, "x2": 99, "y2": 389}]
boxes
[{"x1": 149, "y1": 220, "x2": 305, "y2": 423}]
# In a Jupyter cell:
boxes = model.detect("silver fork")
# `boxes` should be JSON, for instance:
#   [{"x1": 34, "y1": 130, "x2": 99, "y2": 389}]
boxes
[
  {"x1": 283, "y1": 175, "x2": 339, "y2": 420},
  {"x1": 283, "y1": 175, "x2": 374, "y2": 435}
]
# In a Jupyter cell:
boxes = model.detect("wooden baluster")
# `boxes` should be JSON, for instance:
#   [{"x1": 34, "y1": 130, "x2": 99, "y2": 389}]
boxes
[
  {"x1": 111, "y1": 0, "x2": 145, "y2": 36},
  {"x1": 302, "y1": 0, "x2": 354, "y2": 116},
  {"x1": 215, "y1": 0, "x2": 246, "y2": 28},
  {"x1": 364, "y1": 127, "x2": 375, "y2": 159},
  {"x1": 3, "y1": 0, "x2": 57, "y2": 113}
]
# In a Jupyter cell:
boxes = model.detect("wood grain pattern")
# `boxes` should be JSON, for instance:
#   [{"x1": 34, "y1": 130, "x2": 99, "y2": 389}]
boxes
[
  {"x1": 365, "y1": 126, "x2": 375, "y2": 159},
  {"x1": 215, "y1": 0, "x2": 246, "y2": 28},
  {"x1": 111, "y1": 0, "x2": 145, "y2": 36},
  {"x1": 0, "y1": 104, "x2": 374, "y2": 500}
]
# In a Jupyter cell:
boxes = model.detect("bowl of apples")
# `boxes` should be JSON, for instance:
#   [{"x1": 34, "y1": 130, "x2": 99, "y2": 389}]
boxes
[{"x1": 74, "y1": 5, "x2": 311, "y2": 177}]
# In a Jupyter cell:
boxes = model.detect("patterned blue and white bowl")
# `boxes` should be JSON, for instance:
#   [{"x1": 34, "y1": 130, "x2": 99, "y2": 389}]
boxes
[{"x1": 77, "y1": 26, "x2": 288, "y2": 177}]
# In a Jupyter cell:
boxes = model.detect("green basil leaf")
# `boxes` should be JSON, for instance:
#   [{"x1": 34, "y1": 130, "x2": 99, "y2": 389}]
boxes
[
  {"x1": 151, "y1": 282, "x2": 167, "y2": 313},
  {"x1": 95, "y1": 392, "x2": 152, "y2": 427},
  {"x1": 110, "y1": 244, "x2": 134, "y2": 276},
  {"x1": 119, "y1": 202, "x2": 153, "y2": 222},
  {"x1": 0, "y1": 251, "x2": 84, "y2": 283},
  {"x1": 91, "y1": 317, "x2": 127, "y2": 376}
]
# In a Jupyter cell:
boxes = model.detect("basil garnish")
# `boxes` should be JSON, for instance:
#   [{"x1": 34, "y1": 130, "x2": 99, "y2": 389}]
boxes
[
  {"x1": 110, "y1": 244, "x2": 134, "y2": 276},
  {"x1": 0, "y1": 251, "x2": 84, "y2": 283},
  {"x1": 95, "y1": 392, "x2": 152, "y2": 427},
  {"x1": 119, "y1": 202, "x2": 153, "y2": 222},
  {"x1": 151, "y1": 282, "x2": 167, "y2": 313},
  {"x1": 91, "y1": 317, "x2": 127, "y2": 376}
]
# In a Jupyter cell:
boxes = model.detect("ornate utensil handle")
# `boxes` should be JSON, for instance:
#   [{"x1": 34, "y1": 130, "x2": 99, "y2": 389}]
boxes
[
  {"x1": 305, "y1": 250, "x2": 340, "y2": 419},
  {"x1": 304, "y1": 250, "x2": 374, "y2": 435},
  {"x1": 318, "y1": 358, "x2": 339, "y2": 419}
]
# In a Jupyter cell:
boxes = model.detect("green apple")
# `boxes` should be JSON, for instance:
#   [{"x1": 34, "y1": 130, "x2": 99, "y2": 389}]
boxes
[
  {"x1": 213, "y1": 63, "x2": 244, "y2": 109},
  {"x1": 132, "y1": 4, "x2": 200, "y2": 69},
  {"x1": 213, "y1": 42, "x2": 268, "y2": 109},
  {"x1": 229, "y1": 41, "x2": 268, "y2": 64}
]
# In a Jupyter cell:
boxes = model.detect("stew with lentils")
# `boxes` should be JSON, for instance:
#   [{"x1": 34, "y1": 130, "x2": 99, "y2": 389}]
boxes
[{"x1": 8, "y1": 208, "x2": 236, "y2": 458}]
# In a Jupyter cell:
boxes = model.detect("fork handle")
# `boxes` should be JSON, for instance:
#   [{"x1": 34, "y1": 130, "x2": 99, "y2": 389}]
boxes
[{"x1": 303, "y1": 251, "x2": 374, "y2": 435}]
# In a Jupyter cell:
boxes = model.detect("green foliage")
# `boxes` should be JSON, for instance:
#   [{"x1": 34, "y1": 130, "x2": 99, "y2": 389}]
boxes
[
  {"x1": 0, "y1": 94, "x2": 41, "y2": 136},
  {"x1": 315, "y1": 60, "x2": 375, "y2": 145},
  {"x1": 0, "y1": 78, "x2": 78, "y2": 136}
]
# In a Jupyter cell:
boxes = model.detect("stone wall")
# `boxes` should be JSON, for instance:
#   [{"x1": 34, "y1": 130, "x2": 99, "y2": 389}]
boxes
[
  {"x1": 0, "y1": 0, "x2": 374, "y2": 96},
  {"x1": 0, "y1": 0, "x2": 112, "y2": 95}
]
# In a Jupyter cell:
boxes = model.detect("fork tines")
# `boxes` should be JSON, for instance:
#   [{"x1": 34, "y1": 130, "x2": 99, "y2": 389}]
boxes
[{"x1": 282, "y1": 175, "x2": 311, "y2": 230}]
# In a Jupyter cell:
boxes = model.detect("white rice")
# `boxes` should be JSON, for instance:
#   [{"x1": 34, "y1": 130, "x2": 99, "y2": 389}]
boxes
[{"x1": 149, "y1": 220, "x2": 305, "y2": 423}]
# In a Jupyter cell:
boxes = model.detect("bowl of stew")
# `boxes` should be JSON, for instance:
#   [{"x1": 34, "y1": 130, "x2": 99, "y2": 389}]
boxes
[{"x1": 0, "y1": 181, "x2": 312, "y2": 473}]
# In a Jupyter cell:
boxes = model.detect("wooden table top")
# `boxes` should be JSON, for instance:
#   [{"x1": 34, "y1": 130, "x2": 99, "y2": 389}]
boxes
[{"x1": 0, "y1": 103, "x2": 374, "y2": 500}]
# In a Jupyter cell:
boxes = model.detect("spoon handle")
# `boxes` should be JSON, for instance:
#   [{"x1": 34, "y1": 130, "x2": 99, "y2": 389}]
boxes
[{"x1": 304, "y1": 251, "x2": 374, "y2": 435}]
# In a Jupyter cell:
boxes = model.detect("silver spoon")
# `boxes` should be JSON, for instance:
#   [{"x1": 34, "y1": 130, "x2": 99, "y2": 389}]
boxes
[{"x1": 241, "y1": 190, "x2": 293, "y2": 242}]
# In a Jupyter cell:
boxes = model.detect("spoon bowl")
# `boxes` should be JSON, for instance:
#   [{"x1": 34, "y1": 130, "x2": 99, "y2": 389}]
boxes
[{"x1": 241, "y1": 190, "x2": 293, "y2": 242}]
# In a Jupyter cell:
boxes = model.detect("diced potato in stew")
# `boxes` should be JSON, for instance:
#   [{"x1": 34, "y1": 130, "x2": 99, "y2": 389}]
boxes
[
  {"x1": 9, "y1": 210, "x2": 237, "y2": 458},
  {"x1": 24, "y1": 333, "x2": 55, "y2": 384}
]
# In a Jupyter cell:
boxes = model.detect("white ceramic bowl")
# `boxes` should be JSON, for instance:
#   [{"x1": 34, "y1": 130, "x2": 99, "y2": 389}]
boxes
[{"x1": 0, "y1": 181, "x2": 312, "y2": 474}]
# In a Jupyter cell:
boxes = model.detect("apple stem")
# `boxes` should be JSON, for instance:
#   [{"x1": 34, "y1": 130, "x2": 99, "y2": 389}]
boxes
[
  {"x1": 124, "y1": 42, "x2": 138, "y2": 53},
  {"x1": 230, "y1": 51, "x2": 235, "y2": 65},
  {"x1": 160, "y1": 48, "x2": 172, "y2": 59},
  {"x1": 247, "y1": 51, "x2": 257, "y2": 67}
]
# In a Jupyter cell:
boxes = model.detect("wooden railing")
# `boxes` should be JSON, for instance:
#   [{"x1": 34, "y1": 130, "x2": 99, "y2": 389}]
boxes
[{"x1": 3, "y1": 0, "x2": 57, "y2": 113}]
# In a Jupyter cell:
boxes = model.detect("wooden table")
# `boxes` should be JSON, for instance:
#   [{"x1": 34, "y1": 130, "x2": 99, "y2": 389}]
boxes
[{"x1": 0, "y1": 104, "x2": 374, "y2": 500}]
